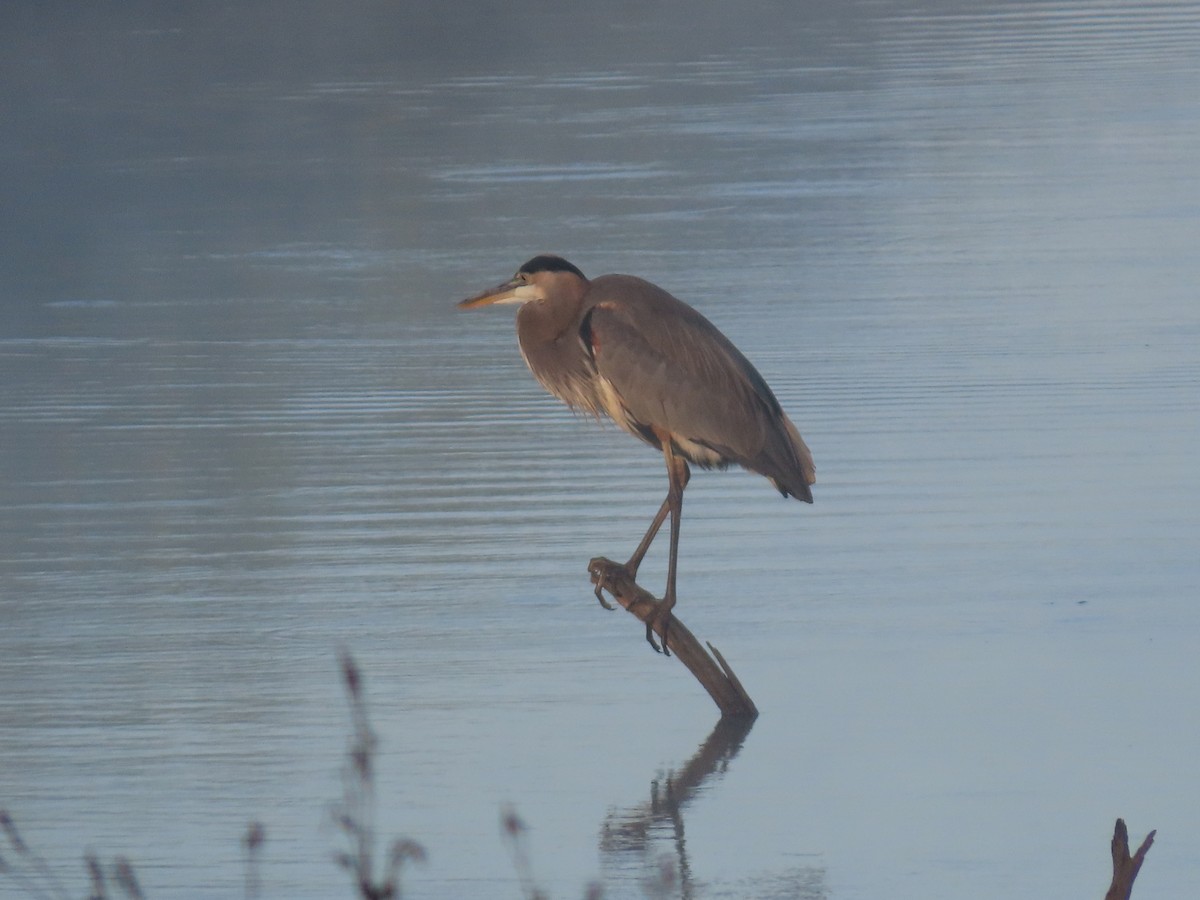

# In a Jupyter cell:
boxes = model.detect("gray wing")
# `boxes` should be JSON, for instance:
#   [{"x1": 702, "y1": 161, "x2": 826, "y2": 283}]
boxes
[{"x1": 582, "y1": 275, "x2": 814, "y2": 500}]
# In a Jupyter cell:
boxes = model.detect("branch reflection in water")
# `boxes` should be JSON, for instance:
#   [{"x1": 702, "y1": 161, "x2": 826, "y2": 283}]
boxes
[{"x1": 599, "y1": 717, "x2": 825, "y2": 899}]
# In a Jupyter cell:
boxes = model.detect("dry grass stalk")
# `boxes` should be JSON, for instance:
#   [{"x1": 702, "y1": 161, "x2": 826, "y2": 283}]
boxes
[
  {"x1": 333, "y1": 650, "x2": 426, "y2": 900},
  {"x1": 243, "y1": 822, "x2": 266, "y2": 900},
  {"x1": 1, "y1": 809, "x2": 146, "y2": 900}
]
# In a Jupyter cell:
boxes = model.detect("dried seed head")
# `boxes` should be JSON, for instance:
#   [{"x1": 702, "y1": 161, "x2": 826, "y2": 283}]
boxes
[
  {"x1": 340, "y1": 652, "x2": 362, "y2": 698},
  {"x1": 501, "y1": 805, "x2": 530, "y2": 838},
  {"x1": 114, "y1": 857, "x2": 145, "y2": 900},
  {"x1": 244, "y1": 822, "x2": 266, "y2": 852},
  {"x1": 388, "y1": 838, "x2": 427, "y2": 867}
]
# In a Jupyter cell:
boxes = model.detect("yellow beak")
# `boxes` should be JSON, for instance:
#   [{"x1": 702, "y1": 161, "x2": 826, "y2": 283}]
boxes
[{"x1": 458, "y1": 278, "x2": 524, "y2": 309}]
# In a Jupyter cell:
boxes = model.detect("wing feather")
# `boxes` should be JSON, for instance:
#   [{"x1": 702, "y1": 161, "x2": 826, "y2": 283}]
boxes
[{"x1": 582, "y1": 275, "x2": 814, "y2": 499}]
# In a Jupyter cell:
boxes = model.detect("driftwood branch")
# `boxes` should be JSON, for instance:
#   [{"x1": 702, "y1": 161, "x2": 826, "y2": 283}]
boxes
[
  {"x1": 588, "y1": 557, "x2": 757, "y2": 717},
  {"x1": 1105, "y1": 818, "x2": 1155, "y2": 900}
]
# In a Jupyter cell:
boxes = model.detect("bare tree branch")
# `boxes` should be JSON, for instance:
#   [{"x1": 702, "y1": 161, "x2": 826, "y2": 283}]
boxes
[
  {"x1": 1105, "y1": 818, "x2": 1155, "y2": 900},
  {"x1": 589, "y1": 557, "x2": 757, "y2": 717}
]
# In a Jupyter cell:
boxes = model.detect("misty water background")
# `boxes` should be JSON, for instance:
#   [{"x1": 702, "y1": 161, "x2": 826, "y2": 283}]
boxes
[{"x1": 2, "y1": 1, "x2": 1199, "y2": 898}]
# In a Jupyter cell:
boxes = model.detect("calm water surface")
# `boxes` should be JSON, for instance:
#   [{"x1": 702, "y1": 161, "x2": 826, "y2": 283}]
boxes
[{"x1": 2, "y1": 2, "x2": 1199, "y2": 898}]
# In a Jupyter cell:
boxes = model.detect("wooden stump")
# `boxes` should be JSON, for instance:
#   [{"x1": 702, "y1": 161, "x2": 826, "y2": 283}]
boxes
[
  {"x1": 588, "y1": 557, "x2": 757, "y2": 718},
  {"x1": 1105, "y1": 818, "x2": 1155, "y2": 900}
]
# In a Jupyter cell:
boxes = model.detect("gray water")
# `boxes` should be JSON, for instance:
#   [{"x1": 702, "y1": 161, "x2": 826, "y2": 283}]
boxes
[{"x1": 3, "y1": 2, "x2": 1199, "y2": 898}]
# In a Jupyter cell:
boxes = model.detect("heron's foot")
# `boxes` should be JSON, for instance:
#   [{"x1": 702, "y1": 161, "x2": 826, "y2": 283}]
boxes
[
  {"x1": 644, "y1": 620, "x2": 662, "y2": 654},
  {"x1": 645, "y1": 606, "x2": 673, "y2": 657},
  {"x1": 588, "y1": 556, "x2": 674, "y2": 656},
  {"x1": 588, "y1": 557, "x2": 632, "y2": 610},
  {"x1": 593, "y1": 579, "x2": 616, "y2": 610}
]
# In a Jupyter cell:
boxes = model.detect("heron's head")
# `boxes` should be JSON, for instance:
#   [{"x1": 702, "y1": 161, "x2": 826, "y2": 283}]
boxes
[{"x1": 458, "y1": 255, "x2": 587, "y2": 309}]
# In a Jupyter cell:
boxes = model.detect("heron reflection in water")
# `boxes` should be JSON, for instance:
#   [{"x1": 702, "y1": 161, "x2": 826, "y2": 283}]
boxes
[{"x1": 459, "y1": 256, "x2": 814, "y2": 655}]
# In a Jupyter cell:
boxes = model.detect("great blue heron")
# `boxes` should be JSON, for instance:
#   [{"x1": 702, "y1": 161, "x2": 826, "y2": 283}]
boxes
[{"x1": 459, "y1": 255, "x2": 814, "y2": 654}]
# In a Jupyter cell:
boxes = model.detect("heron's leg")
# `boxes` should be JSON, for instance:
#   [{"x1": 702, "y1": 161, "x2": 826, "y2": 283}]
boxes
[
  {"x1": 624, "y1": 497, "x2": 670, "y2": 577},
  {"x1": 624, "y1": 464, "x2": 690, "y2": 577},
  {"x1": 591, "y1": 496, "x2": 663, "y2": 612},
  {"x1": 593, "y1": 493, "x2": 668, "y2": 610},
  {"x1": 646, "y1": 443, "x2": 689, "y2": 656}
]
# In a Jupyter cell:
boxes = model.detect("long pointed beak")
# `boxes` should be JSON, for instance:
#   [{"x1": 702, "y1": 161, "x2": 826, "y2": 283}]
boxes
[{"x1": 458, "y1": 278, "x2": 523, "y2": 309}]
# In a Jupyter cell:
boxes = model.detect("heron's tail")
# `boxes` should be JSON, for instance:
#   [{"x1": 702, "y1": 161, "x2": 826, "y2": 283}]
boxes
[{"x1": 765, "y1": 413, "x2": 815, "y2": 503}]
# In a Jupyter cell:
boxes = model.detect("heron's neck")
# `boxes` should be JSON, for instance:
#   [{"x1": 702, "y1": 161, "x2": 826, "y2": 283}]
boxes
[{"x1": 516, "y1": 292, "x2": 583, "y2": 345}]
